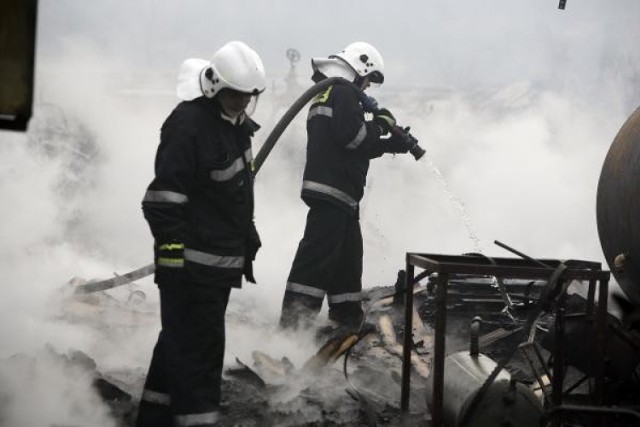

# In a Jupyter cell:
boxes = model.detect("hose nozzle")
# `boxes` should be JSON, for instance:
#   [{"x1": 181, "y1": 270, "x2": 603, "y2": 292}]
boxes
[
  {"x1": 409, "y1": 141, "x2": 426, "y2": 161},
  {"x1": 396, "y1": 126, "x2": 426, "y2": 161}
]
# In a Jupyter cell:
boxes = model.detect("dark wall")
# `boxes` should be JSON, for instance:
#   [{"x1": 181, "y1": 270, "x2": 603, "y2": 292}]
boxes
[{"x1": 0, "y1": 0, "x2": 37, "y2": 131}]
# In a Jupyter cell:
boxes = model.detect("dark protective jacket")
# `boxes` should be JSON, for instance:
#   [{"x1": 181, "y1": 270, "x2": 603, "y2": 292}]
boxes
[
  {"x1": 301, "y1": 83, "x2": 385, "y2": 215},
  {"x1": 142, "y1": 97, "x2": 259, "y2": 286}
]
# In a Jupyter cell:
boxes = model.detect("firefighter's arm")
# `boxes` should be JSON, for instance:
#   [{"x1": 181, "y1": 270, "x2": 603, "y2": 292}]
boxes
[
  {"x1": 142, "y1": 112, "x2": 196, "y2": 267},
  {"x1": 330, "y1": 85, "x2": 383, "y2": 158}
]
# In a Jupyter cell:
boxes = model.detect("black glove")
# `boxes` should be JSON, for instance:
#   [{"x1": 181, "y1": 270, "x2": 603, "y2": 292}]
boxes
[
  {"x1": 384, "y1": 127, "x2": 415, "y2": 154},
  {"x1": 373, "y1": 108, "x2": 396, "y2": 135},
  {"x1": 244, "y1": 223, "x2": 261, "y2": 283}
]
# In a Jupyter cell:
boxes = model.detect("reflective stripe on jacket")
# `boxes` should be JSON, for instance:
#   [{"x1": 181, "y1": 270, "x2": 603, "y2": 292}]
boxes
[{"x1": 301, "y1": 84, "x2": 382, "y2": 214}]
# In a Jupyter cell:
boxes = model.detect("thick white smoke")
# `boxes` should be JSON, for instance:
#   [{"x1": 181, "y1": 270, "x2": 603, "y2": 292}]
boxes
[{"x1": 0, "y1": 0, "x2": 638, "y2": 424}]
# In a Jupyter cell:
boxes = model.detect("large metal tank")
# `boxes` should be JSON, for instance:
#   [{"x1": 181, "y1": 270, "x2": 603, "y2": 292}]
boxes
[
  {"x1": 425, "y1": 351, "x2": 543, "y2": 426},
  {"x1": 597, "y1": 106, "x2": 640, "y2": 306}
]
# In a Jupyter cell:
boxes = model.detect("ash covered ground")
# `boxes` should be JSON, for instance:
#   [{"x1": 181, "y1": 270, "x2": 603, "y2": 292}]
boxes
[
  {"x1": 0, "y1": 270, "x2": 559, "y2": 427},
  {"x1": 15, "y1": 275, "x2": 431, "y2": 426}
]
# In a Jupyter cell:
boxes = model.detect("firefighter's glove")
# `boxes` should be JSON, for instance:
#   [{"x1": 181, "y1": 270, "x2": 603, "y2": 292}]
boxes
[
  {"x1": 384, "y1": 127, "x2": 414, "y2": 154},
  {"x1": 244, "y1": 225, "x2": 262, "y2": 283},
  {"x1": 373, "y1": 108, "x2": 396, "y2": 135},
  {"x1": 247, "y1": 225, "x2": 262, "y2": 261},
  {"x1": 156, "y1": 241, "x2": 185, "y2": 268}
]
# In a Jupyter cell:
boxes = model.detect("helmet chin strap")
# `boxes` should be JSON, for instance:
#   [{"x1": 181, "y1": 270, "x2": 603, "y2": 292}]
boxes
[
  {"x1": 212, "y1": 97, "x2": 244, "y2": 124},
  {"x1": 220, "y1": 109, "x2": 245, "y2": 125},
  {"x1": 353, "y1": 75, "x2": 366, "y2": 90},
  {"x1": 222, "y1": 107, "x2": 242, "y2": 118}
]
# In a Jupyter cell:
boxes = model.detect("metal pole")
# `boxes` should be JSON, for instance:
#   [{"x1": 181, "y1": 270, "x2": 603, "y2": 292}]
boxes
[
  {"x1": 595, "y1": 278, "x2": 609, "y2": 405},
  {"x1": 432, "y1": 272, "x2": 448, "y2": 427},
  {"x1": 493, "y1": 240, "x2": 552, "y2": 268},
  {"x1": 400, "y1": 256, "x2": 415, "y2": 414},
  {"x1": 552, "y1": 306, "x2": 565, "y2": 427},
  {"x1": 586, "y1": 279, "x2": 596, "y2": 317}
]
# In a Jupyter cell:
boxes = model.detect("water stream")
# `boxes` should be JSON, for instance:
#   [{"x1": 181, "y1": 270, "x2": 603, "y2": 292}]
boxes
[{"x1": 422, "y1": 155, "x2": 483, "y2": 253}]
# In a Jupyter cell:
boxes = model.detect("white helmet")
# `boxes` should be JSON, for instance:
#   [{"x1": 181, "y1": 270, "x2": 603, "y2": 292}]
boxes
[
  {"x1": 332, "y1": 42, "x2": 384, "y2": 84},
  {"x1": 200, "y1": 41, "x2": 266, "y2": 98},
  {"x1": 176, "y1": 42, "x2": 266, "y2": 101}
]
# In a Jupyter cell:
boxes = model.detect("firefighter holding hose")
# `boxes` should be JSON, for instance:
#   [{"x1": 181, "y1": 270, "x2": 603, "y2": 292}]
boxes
[{"x1": 279, "y1": 42, "x2": 418, "y2": 335}]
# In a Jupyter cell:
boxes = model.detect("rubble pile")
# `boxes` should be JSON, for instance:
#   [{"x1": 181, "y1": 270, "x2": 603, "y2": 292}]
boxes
[{"x1": 7, "y1": 266, "x2": 638, "y2": 426}]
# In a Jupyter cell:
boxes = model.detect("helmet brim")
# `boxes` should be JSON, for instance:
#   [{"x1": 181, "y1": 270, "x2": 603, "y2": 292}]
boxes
[{"x1": 311, "y1": 57, "x2": 357, "y2": 81}]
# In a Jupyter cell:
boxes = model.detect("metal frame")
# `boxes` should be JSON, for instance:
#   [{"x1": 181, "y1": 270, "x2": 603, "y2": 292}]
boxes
[{"x1": 400, "y1": 253, "x2": 610, "y2": 426}]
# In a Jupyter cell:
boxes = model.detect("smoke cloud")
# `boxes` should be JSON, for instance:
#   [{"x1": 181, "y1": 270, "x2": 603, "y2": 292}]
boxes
[{"x1": 1, "y1": 0, "x2": 638, "y2": 424}]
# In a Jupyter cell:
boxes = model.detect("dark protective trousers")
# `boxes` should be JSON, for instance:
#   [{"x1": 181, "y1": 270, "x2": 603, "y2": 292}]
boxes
[
  {"x1": 280, "y1": 201, "x2": 364, "y2": 330},
  {"x1": 135, "y1": 281, "x2": 231, "y2": 427}
]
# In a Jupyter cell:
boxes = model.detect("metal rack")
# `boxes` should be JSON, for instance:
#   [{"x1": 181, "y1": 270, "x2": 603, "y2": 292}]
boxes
[{"x1": 400, "y1": 253, "x2": 610, "y2": 426}]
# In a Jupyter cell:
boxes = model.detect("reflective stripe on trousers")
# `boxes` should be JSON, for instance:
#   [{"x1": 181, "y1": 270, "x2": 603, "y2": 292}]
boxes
[
  {"x1": 175, "y1": 411, "x2": 221, "y2": 426},
  {"x1": 286, "y1": 281, "x2": 325, "y2": 299},
  {"x1": 281, "y1": 201, "x2": 364, "y2": 328},
  {"x1": 285, "y1": 283, "x2": 361, "y2": 305},
  {"x1": 136, "y1": 286, "x2": 230, "y2": 427},
  {"x1": 141, "y1": 389, "x2": 170, "y2": 405},
  {"x1": 327, "y1": 291, "x2": 362, "y2": 304}
]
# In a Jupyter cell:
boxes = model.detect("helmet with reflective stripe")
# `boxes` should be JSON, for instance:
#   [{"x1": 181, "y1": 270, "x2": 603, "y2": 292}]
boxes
[
  {"x1": 331, "y1": 42, "x2": 384, "y2": 84},
  {"x1": 200, "y1": 41, "x2": 267, "y2": 98}
]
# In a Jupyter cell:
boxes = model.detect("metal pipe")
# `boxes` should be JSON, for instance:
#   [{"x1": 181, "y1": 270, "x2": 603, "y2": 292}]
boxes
[
  {"x1": 563, "y1": 375, "x2": 589, "y2": 395},
  {"x1": 400, "y1": 257, "x2": 415, "y2": 414},
  {"x1": 431, "y1": 272, "x2": 449, "y2": 427},
  {"x1": 552, "y1": 306, "x2": 566, "y2": 422},
  {"x1": 586, "y1": 279, "x2": 597, "y2": 317},
  {"x1": 494, "y1": 240, "x2": 552, "y2": 268},
  {"x1": 595, "y1": 278, "x2": 609, "y2": 405}
]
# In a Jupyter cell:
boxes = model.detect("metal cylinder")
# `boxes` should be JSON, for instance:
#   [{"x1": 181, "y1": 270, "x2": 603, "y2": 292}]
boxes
[
  {"x1": 426, "y1": 351, "x2": 543, "y2": 426},
  {"x1": 597, "y1": 106, "x2": 640, "y2": 306}
]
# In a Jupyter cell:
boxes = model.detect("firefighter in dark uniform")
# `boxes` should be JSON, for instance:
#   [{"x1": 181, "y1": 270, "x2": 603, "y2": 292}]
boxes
[
  {"x1": 136, "y1": 41, "x2": 266, "y2": 427},
  {"x1": 279, "y1": 42, "x2": 414, "y2": 332}
]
